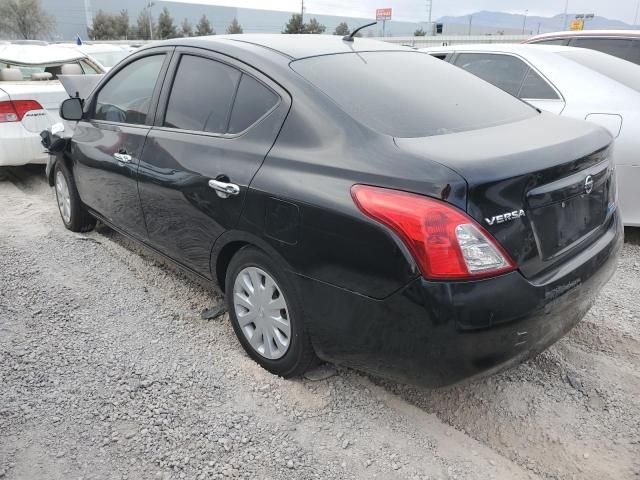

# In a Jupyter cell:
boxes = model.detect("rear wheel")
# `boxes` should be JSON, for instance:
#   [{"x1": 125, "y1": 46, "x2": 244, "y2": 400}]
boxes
[
  {"x1": 225, "y1": 246, "x2": 316, "y2": 377},
  {"x1": 54, "y1": 161, "x2": 96, "y2": 232}
]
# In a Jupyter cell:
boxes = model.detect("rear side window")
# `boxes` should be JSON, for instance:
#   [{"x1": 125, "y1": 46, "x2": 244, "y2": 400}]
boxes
[
  {"x1": 532, "y1": 38, "x2": 570, "y2": 46},
  {"x1": 94, "y1": 54, "x2": 165, "y2": 124},
  {"x1": 519, "y1": 69, "x2": 559, "y2": 100},
  {"x1": 291, "y1": 51, "x2": 535, "y2": 138},
  {"x1": 164, "y1": 55, "x2": 240, "y2": 133},
  {"x1": 228, "y1": 75, "x2": 279, "y2": 134},
  {"x1": 453, "y1": 53, "x2": 528, "y2": 97},
  {"x1": 572, "y1": 38, "x2": 633, "y2": 61}
]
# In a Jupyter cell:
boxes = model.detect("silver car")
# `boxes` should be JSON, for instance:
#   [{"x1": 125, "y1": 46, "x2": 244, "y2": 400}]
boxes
[{"x1": 422, "y1": 44, "x2": 640, "y2": 227}]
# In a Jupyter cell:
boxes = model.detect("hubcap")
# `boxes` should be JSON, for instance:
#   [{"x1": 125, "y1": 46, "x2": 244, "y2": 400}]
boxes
[
  {"x1": 55, "y1": 171, "x2": 71, "y2": 223},
  {"x1": 233, "y1": 266, "x2": 291, "y2": 360}
]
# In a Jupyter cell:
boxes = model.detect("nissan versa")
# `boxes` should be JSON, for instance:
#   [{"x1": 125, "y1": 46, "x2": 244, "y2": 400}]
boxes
[{"x1": 44, "y1": 35, "x2": 622, "y2": 387}]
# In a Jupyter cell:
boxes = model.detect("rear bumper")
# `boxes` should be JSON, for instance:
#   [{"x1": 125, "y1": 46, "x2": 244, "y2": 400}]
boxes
[
  {"x1": 0, "y1": 123, "x2": 48, "y2": 166},
  {"x1": 300, "y1": 213, "x2": 623, "y2": 387}
]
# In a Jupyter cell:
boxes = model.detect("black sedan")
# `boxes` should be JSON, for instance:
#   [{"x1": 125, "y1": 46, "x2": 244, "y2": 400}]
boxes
[{"x1": 47, "y1": 35, "x2": 622, "y2": 386}]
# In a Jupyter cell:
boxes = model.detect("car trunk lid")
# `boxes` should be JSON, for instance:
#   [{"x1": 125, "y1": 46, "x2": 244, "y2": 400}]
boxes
[
  {"x1": 0, "y1": 81, "x2": 66, "y2": 132},
  {"x1": 394, "y1": 113, "x2": 616, "y2": 279}
]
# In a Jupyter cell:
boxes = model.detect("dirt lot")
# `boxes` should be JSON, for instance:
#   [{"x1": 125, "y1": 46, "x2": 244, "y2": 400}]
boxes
[{"x1": 1, "y1": 165, "x2": 639, "y2": 480}]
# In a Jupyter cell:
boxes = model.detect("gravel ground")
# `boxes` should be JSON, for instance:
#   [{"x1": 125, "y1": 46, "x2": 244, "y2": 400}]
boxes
[{"x1": 1, "y1": 165, "x2": 638, "y2": 480}]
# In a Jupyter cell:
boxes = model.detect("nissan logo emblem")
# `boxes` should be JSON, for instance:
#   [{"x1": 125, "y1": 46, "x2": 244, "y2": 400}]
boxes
[{"x1": 584, "y1": 175, "x2": 594, "y2": 195}]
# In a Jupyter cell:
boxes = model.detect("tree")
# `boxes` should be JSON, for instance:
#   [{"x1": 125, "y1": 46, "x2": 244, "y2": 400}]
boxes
[
  {"x1": 282, "y1": 14, "x2": 325, "y2": 34},
  {"x1": 0, "y1": 0, "x2": 54, "y2": 39},
  {"x1": 414, "y1": 27, "x2": 426, "y2": 36},
  {"x1": 333, "y1": 21, "x2": 349, "y2": 36},
  {"x1": 180, "y1": 18, "x2": 193, "y2": 37},
  {"x1": 195, "y1": 14, "x2": 214, "y2": 36},
  {"x1": 136, "y1": 6, "x2": 155, "y2": 40},
  {"x1": 282, "y1": 13, "x2": 305, "y2": 34},
  {"x1": 114, "y1": 10, "x2": 130, "y2": 39},
  {"x1": 157, "y1": 7, "x2": 177, "y2": 39},
  {"x1": 225, "y1": 17, "x2": 243, "y2": 34},
  {"x1": 304, "y1": 17, "x2": 325, "y2": 34},
  {"x1": 88, "y1": 9, "x2": 116, "y2": 40}
]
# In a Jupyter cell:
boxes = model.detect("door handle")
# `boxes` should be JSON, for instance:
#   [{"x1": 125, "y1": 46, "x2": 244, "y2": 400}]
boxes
[
  {"x1": 208, "y1": 179, "x2": 240, "y2": 199},
  {"x1": 113, "y1": 152, "x2": 132, "y2": 163}
]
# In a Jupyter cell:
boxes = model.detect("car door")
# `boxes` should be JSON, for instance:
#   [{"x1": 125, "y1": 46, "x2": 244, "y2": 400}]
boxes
[
  {"x1": 452, "y1": 52, "x2": 565, "y2": 114},
  {"x1": 137, "y1": 48, "x2": 290, "y2": 276},
  {"x1": 71, "y1": 49, "x2": 172, "y2": 240}
]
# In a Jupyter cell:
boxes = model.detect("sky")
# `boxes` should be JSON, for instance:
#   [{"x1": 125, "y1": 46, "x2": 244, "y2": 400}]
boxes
[{"x1": 171, "y1": 0, "x2": 640, "y2": 23}]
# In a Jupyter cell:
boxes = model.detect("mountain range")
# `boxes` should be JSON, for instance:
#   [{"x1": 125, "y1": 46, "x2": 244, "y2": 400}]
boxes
[{"x1": 437, "y1": 10, "x2": 638, "y2": 34}]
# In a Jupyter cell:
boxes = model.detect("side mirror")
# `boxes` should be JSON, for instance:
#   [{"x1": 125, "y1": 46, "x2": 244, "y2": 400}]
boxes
[{"x1": 60, "y1": 97, "x2": 83, "y2": 121}]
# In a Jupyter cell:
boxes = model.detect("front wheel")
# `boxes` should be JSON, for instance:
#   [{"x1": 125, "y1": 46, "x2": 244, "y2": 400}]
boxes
[
  {"x1": 225, "y1": 246, "x2": 316, "y2": 378},
  {"x1": 54, "y1": 161, "x2": 96, "y2": 232}
]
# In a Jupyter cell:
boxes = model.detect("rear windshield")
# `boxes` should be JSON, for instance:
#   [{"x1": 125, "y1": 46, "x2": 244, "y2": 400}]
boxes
[
  {"x1": 559, "y1": 49, "x2": 640, "y2": 93},
  {"x1": 291, "y1": 51, "x2": 537, "y2": 138}
]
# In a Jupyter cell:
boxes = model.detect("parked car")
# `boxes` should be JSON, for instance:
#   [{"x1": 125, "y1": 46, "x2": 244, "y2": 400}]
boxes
[
  {"x1": 57, "y1": 43, "x2": 133, "y2": 71},
  {"x1": 422, "y1": 44, "x2": 640, "y2": 227},
  {"x1": 0, "y1": 43, "x2": 104, "y2": 167},
  {"x1": 524, "y1": 30, "x2": 640, "y2": 65},
  {"x1": 46, "y1": 35, "x2": 622, "y2": 386}
]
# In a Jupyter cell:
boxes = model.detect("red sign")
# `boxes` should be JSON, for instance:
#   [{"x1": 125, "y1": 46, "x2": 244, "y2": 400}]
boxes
[{"x1": 376, "y1": 8, "x2": 392, "y2": 21}]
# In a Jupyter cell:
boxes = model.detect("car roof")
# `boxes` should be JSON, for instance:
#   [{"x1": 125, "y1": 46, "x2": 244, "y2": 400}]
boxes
[
  {"x1": 156, "y1": 34, "x2": 410, "y2": 60},
  {"x1": 528, "y1": 30, "x2": 640, "y2": 41},
  {"x1": 0, "y1": 44, "x2": 87, "y2": 65}
]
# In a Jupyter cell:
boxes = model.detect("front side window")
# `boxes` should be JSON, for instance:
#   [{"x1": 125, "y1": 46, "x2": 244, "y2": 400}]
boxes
[
  {"x1": 453, "y1": 53, "x2": 529, "y2": 97},
  {"x1": 94, "y1": 54, "x2": 165, "y2": 125},
  {"x1": 164, "y1": 55, "x2": 240, "y2": 133}
]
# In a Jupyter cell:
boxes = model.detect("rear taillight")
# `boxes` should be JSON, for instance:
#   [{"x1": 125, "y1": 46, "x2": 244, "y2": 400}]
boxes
[
  {"x1": 351, "y1": 185, "x2": 516, "y2": 280},
  {"x1": 0, "y1": 100, "x2": 43, "y2": 123}
]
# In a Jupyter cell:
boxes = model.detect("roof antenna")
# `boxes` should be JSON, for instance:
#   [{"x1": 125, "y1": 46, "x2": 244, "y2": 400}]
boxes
[{"x1": 342, "y1": 21, "x2": 377, "y2": 42}]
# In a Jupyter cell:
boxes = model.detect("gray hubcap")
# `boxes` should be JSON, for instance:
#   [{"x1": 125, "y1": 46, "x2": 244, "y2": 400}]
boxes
[
  {"x1": 233, "y1": 266, "x2": 291, "y2": 360},
  {"x1": 55, "y1": 171, "x2": 71, "y2": 223}
]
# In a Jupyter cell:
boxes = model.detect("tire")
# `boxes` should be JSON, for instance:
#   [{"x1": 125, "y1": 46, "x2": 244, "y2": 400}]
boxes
[
  {"x1": 225, "y1": 246, "x2": 316, "y2": 378},
  {"x1": 54, "y1": 161, "x2": 96, "y2": 233}
]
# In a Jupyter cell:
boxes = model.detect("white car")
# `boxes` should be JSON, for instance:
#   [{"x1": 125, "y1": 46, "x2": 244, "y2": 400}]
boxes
[
  {"x1": 57, "y1": 43, "x2": 132, "y2": 71},
  {"x1": 422, "y1": 44, "x2": 640, "y2": 227},
  {"x1": 0, "y1": 43, "x2": 104, "y2": 167}
]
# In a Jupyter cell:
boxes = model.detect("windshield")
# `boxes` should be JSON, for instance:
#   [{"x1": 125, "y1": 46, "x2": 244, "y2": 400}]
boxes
[
  {"x1": 89, "y1": 50, "x2": 129, "y2": 68},
  {"x1": 291, "y1": 51, "x2": 537, "y2": 138},
  {"x1": 559, "y1": 49, "x2": 640, "y2": 93}
]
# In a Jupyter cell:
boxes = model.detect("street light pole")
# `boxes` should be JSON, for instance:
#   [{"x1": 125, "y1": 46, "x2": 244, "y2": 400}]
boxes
[
  {"x1": 147, "y1": 1, "x2": 154, "y2": 40},
  {"x1": 634, "y1": 0, "x2": 639, "y2": 26},
  {"x1": 563, "y1": 0, "x2": 569, "y2": 29},
  {"x1": 522, "y1": 9, "x2": 528, "y2": 34},
  {"x1": 468, "y1": 14, "x2": 473, "y2": 35}
]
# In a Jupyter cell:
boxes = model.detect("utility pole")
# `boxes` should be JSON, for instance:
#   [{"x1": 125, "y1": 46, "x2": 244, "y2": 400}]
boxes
[
  {"x1": 634, "y1": 0, "x2": 639, "y2": 26},
  {"x1": 522, "y1": 9, "x2": 528, "y2": 34},
  {"x1": 301, "y1": 0, "x2": 304, "y2": 22},
  {"x1": 426, "y1": 0, "x2": 432, "y2": 23},
  {"x1": 563, "y1": 0, "x2": 569, "y2": 29},
  {"x1": 468, "y1": 14, "x2": 473, "y2": 35},
  {"x1": 147, "y1": 1, "x2": 154, "y2": 40}
]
